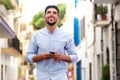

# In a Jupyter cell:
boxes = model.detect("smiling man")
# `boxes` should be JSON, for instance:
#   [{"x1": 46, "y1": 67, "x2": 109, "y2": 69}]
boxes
[{"x1": 26, "y1": 5, "x2": 78, "y2": 80}]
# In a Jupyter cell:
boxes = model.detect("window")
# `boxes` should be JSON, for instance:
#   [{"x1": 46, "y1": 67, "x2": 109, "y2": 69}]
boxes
[{"x1": 81, "y1": 17, "x2": 85, "y2": 40}]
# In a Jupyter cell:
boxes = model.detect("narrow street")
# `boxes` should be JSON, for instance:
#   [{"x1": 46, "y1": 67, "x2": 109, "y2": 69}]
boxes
[{"x1": 0, "y1": 0, "x2": 120, "y2": 80}]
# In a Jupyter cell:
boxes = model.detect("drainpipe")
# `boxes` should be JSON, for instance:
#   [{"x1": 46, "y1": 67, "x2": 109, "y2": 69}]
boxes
[
  {"x1": 111, "y1": 4, "x2": 117, "y2": 80},
  {"x1": 101, "y1": 27, "x2": 104, "y2": 67}
]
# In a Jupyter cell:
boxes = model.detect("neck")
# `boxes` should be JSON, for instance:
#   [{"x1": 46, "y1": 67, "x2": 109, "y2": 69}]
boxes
[{"x1": 46, "y1": 24, "x2": 57, "y2": 33}]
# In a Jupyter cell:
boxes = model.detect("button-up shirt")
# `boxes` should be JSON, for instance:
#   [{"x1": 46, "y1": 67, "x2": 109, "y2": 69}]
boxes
[{"x1": 26, "y1": 27, "x2": 78, "y2": 80}]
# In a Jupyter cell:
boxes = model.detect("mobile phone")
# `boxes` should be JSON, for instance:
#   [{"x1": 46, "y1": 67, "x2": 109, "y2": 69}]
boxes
[{"x1": 49, "y1": 52, "x2": 55, "y2": 54}]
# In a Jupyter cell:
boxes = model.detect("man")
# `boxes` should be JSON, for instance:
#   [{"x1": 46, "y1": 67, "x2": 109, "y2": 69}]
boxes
[{"x1": 26, "y1": 5, "x2": 78, "y2": 80}]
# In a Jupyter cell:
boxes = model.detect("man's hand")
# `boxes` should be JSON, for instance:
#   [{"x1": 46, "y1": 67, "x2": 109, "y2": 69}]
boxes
[
  {"x1": 33, "y1": 52, "x2": 56, "y2": 62},
  {"x1": 53, "y1": 52, "x2": 64, "y2": 61},
  {"x1": 53, "y1": 52, "x2": 71, "y2": 63},
  {"x1": 42, "y1": 52, "x2": 55, "y2": 60},
  {"x1": 33, "y1": 52, "x2": 71, "y2": 63}
]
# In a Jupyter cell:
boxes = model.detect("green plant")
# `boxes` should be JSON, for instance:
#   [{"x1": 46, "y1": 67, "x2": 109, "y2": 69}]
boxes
[
  {"x1": 101, "y1": 64, "x2": 110, "y2": 80},
  {"x1": 29, "y1": 64, "x2": 35, "y2": 75},
  {"x1": 0, "y1": 0, "x2": 15, "y2": 10},
  {"x1": 96, "y1": 5, "x2": 108, "y2": 16}
]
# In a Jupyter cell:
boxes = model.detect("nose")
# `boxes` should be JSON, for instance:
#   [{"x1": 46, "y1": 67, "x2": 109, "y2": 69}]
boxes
[{"x1": 50, "y1": 12, "x2": 54, "y2": 15}]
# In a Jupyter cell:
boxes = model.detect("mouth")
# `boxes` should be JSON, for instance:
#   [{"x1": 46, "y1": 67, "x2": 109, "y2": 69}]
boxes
[
  {"x1": 48, "y1": 17, "x2": 54, "y2": 22},
  {"x1": 49, "y1": 16, "x2": 54, "y2": 19}
]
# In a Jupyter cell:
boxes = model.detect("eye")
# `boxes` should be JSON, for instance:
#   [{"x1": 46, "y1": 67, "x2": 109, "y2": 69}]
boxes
[
  {"x1": 46, "y1": 11, "x2": 51, "y2": 14},
  {"x1": 53, "y1": 11, "x2": 57, "y2": 15}
]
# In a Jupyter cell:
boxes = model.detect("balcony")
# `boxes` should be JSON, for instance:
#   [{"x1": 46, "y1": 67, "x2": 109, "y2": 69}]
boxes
[
  {"x1": 1, "y1": 36, "x2": 23, "y2": 59},
  {"x1": 8, "y1": 37, "x2": 22, "y2": 54},
  {"x1": 94, "y1": 0, "x2": 120, "y2": 4},
  {"x1": 94, "y1": 20, "x2": 111, "y2": 27}
]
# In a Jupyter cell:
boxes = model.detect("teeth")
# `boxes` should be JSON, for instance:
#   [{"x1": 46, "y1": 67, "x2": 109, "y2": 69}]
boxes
[
  {"x1": 49, "y1": 18, "x2": 54, "y2": 21},
  {"x1": 49, "y1": 17, "x2": 53, "y2": 19},
  {"x1": 49, "y1": 17, "x2": 54, "y2": 18}
]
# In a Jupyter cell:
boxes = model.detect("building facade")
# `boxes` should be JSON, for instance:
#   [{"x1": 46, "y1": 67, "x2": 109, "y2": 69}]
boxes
[
  {"x1": 0, "y1": 0, "x2": 26, "y2": 80},
  {"x1": 75, "y1": 0, "x2": 120, "y2": 80}
]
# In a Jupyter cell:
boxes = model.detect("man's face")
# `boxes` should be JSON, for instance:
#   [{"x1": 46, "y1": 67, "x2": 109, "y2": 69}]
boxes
[{"x1": 44, "y1": 8, "x2": 59, "y2": 26}]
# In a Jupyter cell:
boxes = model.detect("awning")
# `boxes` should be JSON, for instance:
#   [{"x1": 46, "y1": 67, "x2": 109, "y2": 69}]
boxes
[{"x1": 0, "y1": 16, "x2": 15, "y2": 39}]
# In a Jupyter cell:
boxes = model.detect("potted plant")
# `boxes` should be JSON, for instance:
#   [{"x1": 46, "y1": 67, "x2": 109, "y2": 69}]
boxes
[{"x1": 96, "y1": 5, "x2": 108, "y2": 20}]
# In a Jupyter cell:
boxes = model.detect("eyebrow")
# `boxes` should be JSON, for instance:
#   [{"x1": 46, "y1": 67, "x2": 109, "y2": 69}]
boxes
[{"x1": 46, "y1": 11, "x2": 58, "y2": 14}]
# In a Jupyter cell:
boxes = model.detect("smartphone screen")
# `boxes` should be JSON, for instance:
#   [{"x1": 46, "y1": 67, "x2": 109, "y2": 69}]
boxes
[{"x1": 50, "y1": 52, "x2": 55, "y2": 54}]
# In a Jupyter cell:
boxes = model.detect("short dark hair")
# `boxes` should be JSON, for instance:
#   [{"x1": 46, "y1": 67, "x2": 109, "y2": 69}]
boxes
[{"x1": 45, "y1": 5, "x2": 59, "y2": 14}]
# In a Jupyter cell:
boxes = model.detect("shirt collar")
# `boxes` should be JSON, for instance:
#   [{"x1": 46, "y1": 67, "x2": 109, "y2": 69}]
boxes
[{"x1": 45, "y1": 27, "x2": 59, "y2": 34}]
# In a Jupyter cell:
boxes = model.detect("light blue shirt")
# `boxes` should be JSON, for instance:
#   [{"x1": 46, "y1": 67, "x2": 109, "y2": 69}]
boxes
[{"x1": 26, "y1": 27, "x2": 78, "y2": 80}]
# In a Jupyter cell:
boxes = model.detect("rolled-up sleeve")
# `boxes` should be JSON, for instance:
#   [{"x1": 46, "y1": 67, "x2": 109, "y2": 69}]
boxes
[
  {"x1": 26, "y1": 33, "x2": 37, "y2": 63},
  {"x1": 65, "y1": 35, "x2": 78, "y2": 63},
  {"x1": 69, "y1": 53, "x2": 78, "y2": 63}
]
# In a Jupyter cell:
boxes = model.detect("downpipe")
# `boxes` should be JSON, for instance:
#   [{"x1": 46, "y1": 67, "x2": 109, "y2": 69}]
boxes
[{"x1": 111, "y1": 4, "x2": 117, "y2": 80}]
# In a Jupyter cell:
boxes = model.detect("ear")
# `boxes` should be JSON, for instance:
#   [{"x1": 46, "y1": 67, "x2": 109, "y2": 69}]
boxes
[{"x1": 44, "y1": 16, "x2": 46, "y2": 20}]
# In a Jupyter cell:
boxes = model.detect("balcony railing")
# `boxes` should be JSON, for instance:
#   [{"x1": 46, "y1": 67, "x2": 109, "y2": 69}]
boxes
[{"x1": 8, "y1": 36, "x2": 22, "y2": 54}]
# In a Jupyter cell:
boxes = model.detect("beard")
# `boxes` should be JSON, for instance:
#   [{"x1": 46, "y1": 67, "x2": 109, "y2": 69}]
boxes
[
  {"x1": 46, "y1": 21, "x2": 56, "y2": 26},
  {"x1": 47, "y1": 17, "x2": 57, "y2": 26}
]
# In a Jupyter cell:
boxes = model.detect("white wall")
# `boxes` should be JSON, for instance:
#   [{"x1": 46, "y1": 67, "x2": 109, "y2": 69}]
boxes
[
  {"x1": 7, "y1": 10, "x2": 14, "y2": 31},
  {"x1": 0, "y1": 38, "x2": 19, "y2": 80},
  {"x1": 61, "y1": 0, "x2": 74, "y2": 35},
  {"x1": 1, "y1": 53, "x2": 19, "y2": 80},
  {"x1": 0, "y1": 39, "x2": 8, "y2": 48},
  {"x1": 76, "y1": 1, "x2": 95, "y2": 80},
  {"x1": 94, "y1": 27, "x2": 102, "y2": 80}
]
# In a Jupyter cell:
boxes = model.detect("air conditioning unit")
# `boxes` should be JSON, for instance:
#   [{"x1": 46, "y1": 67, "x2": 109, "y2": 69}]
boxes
[{"x1": 94, "y1": 0, "x2": 120, "y2": 4}]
